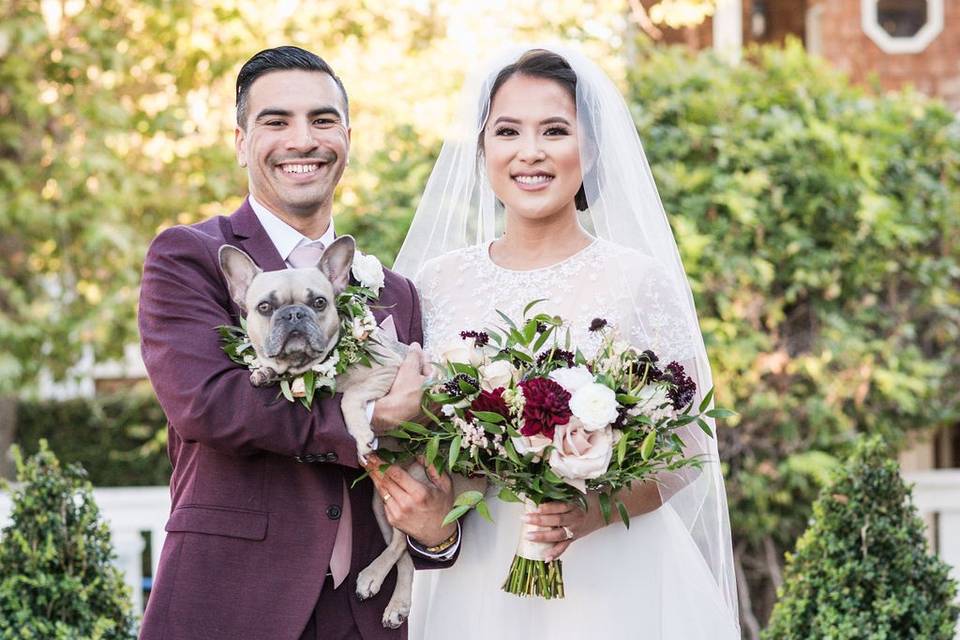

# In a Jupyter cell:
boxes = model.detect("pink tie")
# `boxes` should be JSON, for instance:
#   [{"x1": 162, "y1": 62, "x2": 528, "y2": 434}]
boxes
[
  {"x1": 287, "y1": 240, "x2": 352, "y2": 587},
  {"x1": 287, "y1": 241, "x2": 325, "y2": 268},
  {"x1": 329, "y1": 480, "x2": 352, "y2": 588}
]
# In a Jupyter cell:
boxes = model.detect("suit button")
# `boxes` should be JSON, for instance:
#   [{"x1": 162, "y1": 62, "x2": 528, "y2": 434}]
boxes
[
  {"x1": 326, "y1": 505, "x2": 342, "y2": 520},
  {"x1": 304, "y1": 453, "x2": 317, "y2": 463},
  {"x1": 326, "y1": 452, "x2": 338, "y2": 463}
]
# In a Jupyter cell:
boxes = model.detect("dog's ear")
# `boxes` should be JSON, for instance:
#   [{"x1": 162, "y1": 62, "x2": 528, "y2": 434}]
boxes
[
  {"x1": 318, "y1": 235, "x2": 356, "y2": 294},
  {"x1": 218, "y1": 245, "x2": 262, "y2": 313}
]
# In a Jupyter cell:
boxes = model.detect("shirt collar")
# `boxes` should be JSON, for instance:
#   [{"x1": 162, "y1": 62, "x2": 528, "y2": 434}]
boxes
[{"x1": 248, "y1": 194, "x2": 336, "y2": 264}]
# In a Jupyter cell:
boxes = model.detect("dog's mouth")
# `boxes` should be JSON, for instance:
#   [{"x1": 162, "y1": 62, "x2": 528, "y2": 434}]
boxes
[{"x1": 264, "y1": 324, "x2": 337, "y2": 373}]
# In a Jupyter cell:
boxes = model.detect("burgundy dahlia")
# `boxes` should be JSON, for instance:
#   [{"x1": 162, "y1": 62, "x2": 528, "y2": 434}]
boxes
[
  {"x1": 518, "y1": 377, "x2": 571, "y2": 438},
  {"x1": 468, "y1": 387, "x2": 510, "y2": 421},
  {"x1": 663, "y1": 361, "x2": 696, "y2": 409}
]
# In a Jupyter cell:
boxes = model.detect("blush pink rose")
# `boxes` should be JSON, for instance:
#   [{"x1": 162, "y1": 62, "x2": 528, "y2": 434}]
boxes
[{"x1": 548, "y1": 418, "x2": 614, "y2": 493}]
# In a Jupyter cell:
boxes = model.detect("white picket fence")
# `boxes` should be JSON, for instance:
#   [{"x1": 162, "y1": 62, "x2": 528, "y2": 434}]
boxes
[{"x1": 0, "y1": 471, "x2": 959, "y2": 632}]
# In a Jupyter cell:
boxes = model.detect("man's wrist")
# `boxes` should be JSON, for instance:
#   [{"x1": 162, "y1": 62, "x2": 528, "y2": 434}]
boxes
[
  {"x1": 411, "y1": 522, "x2": 457, "y2": 549},
  {"x1": 408, "y1": 522, "x2": 460, "y2": 559}
]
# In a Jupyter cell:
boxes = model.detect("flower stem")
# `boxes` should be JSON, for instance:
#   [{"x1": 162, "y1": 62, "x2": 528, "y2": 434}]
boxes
[{"x1": 501, "y1": 555, "x2": 565, "y2": 599}]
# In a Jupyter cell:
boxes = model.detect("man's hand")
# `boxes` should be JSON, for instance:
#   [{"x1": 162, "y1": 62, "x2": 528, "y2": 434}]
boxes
[
  {"x1": 366, "y1": 455, "x2": 457, "y2": 548},
  {"x1": 371, "y1": 343, "x2": 430, "y2": 434}
]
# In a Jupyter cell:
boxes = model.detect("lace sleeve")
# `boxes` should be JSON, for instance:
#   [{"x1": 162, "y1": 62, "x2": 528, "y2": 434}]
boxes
[{"x1": 624, "y1": 254, "x2": 700, "y2": 364}]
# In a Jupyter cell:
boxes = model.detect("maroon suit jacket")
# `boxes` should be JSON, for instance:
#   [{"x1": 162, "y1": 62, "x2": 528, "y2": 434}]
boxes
[{"x1": 138, "y1": 200, "x2": 449, "y2": 640}]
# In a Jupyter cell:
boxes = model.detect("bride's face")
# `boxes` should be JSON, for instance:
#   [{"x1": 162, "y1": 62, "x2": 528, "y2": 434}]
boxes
[{"x1": 483, "y1": 74, "x2": 582, "y2": 223}]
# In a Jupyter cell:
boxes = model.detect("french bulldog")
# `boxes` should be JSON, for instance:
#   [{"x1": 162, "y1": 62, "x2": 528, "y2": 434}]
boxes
[{"x1": 218, "y1": 235, "x2": 417, "y2": 628}]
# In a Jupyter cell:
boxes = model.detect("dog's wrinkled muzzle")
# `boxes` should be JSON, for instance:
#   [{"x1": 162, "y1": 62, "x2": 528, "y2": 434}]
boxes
[{"x1": 264, "y1": 304, "x2": 329, "y2": 361}]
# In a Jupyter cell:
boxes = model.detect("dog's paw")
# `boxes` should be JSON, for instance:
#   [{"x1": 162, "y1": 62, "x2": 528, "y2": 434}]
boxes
[
  {"x1": 382, "y1": 600, "x2": 410, "y2": 629},
  {"x1": 249, "y1": 367, "x2": 278, "y2": 387},
  {"x1": 355, "y1": 566, "x2": 386, "y2": 601},
  {"x1": 356, "y1": 438, "x2": 376, "y2": 463}
]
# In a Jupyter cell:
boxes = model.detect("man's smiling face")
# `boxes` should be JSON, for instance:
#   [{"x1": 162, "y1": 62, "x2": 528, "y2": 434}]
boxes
[{"x1": 235, "y1": 69, "x2": 350, "y2": 219}]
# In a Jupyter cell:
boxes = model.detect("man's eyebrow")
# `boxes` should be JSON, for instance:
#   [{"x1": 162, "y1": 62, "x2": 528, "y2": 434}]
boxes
[
  {"x1": 254, "y1": 108, "x2": 292, "y2": 121},
  {"x1": 307, "y1": 106, "x2": 343, "y2": 119}
]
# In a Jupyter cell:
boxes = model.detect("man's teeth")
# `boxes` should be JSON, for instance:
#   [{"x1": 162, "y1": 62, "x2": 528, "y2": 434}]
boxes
[
  {"x1": 282, "y1": 164, "x2": 320, "y2": 174},
  {"x1": 514, "y1": 175, "x2": 552, "y2": 185}
]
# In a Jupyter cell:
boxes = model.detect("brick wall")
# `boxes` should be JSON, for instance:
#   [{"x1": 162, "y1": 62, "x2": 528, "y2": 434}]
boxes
[
  {"x1": 645, "y1": 0, "x2": 960, "y2": 110},
  {"x1": 810, "y1": 0, "x2": 960, "y2": 110}
]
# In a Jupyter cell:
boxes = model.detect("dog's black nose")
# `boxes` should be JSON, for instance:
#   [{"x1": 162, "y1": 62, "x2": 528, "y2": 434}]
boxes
[{"x1": 279, "y1": 306, "x2": 308, "y2": 322}]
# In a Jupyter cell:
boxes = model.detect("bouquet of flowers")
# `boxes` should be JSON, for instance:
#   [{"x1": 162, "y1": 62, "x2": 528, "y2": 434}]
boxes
[
  {"x1": 382, "y1": 301, "x2": 732, "y2": 599},
  {"x1": 218, "y1": 253, "x2": 386, "y2": 409}
]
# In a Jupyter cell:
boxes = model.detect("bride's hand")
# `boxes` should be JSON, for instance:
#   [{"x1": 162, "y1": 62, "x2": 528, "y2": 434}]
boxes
[{"x1": 523, "y1": 495, "x2": 606, "y2": 561}]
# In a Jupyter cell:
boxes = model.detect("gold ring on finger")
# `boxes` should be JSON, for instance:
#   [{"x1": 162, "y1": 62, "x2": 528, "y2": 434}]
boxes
[{"x1": 382, "y1": 493, "x2": 392, "y2": 502}]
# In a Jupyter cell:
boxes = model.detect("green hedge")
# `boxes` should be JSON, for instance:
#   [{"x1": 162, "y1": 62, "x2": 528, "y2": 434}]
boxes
[
  {"x1": 0, "y1": 441, "x2": 136, "y2": 638},
  {"x1": 14, "y1": 391, "x2": 169, "y2": 487},
  {"x1": 628, "y1": 40, "x2": 960, "y2": 624},
  {"x1": 764, "y1": 437, "x2": 958, "y2": 638}
]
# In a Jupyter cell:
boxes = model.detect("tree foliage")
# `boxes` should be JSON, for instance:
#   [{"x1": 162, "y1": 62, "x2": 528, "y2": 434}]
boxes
[
  {"x1": 0, "y1": 441, "x2": 135, "y2": 639},
  {"x1": 0, "y1": 0, "x2": 627, "y2": 392},
  {"x1": 628, "y1": 41, "x2": 960, "y2": 627},
  {"x1": 763, "y1": 436, "x2": 958, "y2": 639}
]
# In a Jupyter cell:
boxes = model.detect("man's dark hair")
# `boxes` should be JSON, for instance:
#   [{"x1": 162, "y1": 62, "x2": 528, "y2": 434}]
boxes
[
  {"x1": 482, "y1": 49, "x2": 588, "y2": 211},
  {"x1": 235, "y1": 45, "x2": 349, "y2": 129}
]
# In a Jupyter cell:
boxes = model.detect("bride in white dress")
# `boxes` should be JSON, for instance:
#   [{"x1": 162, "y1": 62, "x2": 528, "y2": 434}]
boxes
[{"x1": 394, "y1": 45, "x2": 741, "y2": 639}]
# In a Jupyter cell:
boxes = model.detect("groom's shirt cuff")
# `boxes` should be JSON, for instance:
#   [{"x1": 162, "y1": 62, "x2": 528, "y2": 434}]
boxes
[{"x1": 406, "y1": 522, "x2": 461, "y2": 562}]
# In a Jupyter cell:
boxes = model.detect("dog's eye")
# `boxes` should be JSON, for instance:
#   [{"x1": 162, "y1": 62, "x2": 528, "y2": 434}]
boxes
[
  {"x1": 257, "y1": 301, "x2": 273, "y2": 315},
  {"x1": 313, "y1": 297, "x2": 328, "y2": 311}
]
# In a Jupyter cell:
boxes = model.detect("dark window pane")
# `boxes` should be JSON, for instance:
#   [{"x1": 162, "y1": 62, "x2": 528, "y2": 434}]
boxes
[{"x1": 877, "y1": 0, "x2": 928, "y2": 38}]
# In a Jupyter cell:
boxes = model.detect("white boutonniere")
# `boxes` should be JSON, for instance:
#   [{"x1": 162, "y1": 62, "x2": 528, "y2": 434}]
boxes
[{"x1": 351, "y1": 251, "x2": 385, "y2": 295}]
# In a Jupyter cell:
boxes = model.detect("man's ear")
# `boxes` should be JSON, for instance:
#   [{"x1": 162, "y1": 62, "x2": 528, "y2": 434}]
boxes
[
  {"x1": 235, "y1": 126, "x2": 247, "y2": 167},
  {"x1": 219, "y1": 244, "x2": 261, "y2": 312},
  {"x1": 318, "y1": 235, "x2": 356, "y2": 294}
]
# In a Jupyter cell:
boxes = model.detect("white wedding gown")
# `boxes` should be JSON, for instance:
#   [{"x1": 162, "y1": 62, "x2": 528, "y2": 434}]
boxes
[{"x1": 410, "y1": 239, "x2": 740, "y2": 639}]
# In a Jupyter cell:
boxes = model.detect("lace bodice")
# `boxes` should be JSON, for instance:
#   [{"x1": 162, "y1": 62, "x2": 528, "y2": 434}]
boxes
[{"x1": 415, "y1": 239, "x2": 699, "y2": 363}]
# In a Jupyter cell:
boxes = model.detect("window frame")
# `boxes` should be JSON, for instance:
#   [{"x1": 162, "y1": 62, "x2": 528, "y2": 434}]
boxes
[{"x1": 861, "y1": 0, "x2": 944, "y2": 54}]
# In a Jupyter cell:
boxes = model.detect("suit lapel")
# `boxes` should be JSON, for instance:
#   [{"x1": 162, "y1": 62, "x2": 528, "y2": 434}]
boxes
[{"x1": 228, "y1": 197, "x2": 287, "y2": 272}]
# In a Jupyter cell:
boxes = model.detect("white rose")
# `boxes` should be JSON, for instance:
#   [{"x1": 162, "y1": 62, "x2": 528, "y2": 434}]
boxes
[
  {"x1": 290, "y1": 377, "x2": 307, "y2": 398},
  {"x1": 512, "y1": 433, "x2": 552, "y2": 461},
  {"x1": 548, "y1": 421, "x2": 614, "y2": 493},
  {"x1": 548, "y1": 365, "x2": 594, "y2": 394},
  {"x1": 479, "y1": 359, "x2": 518, "y2": 391},
  {"x1": 350, "y1": 318, "x2": 366, "y2": 341},
  {"x1": 351, "y1": 252, "x2": 385, "y2": 294},
  {"x1": 569, "y1": 382, "x2": 620, "y2": 431}
]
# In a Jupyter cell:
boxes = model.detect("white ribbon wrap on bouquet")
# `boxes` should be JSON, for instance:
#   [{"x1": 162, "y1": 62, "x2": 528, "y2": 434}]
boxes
[{"x1": 516, "y1": 498, "x2": 553, "y2": 562}]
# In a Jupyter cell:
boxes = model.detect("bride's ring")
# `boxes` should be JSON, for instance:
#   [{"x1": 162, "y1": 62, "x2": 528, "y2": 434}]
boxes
[{"x1": 562, "y1": 525, "x2": 574, "y2": 540}]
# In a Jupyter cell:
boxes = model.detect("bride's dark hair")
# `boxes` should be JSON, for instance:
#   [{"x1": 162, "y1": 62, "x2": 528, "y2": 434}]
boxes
[{"x1": 482, "y1": 49, "x2": 589, "y2": 211}]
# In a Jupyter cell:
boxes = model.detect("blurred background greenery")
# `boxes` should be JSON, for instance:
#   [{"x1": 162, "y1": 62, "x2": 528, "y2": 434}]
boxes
[{"x1": 1, "y1": 0, "x2": 959, "y2": 633}]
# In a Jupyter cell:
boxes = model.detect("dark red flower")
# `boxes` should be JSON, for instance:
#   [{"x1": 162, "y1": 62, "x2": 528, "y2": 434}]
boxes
[
  {"x1": 518, "y1": 377, "x2": 571, "y2": 438},
  {"x1": 459, "y1": 330, "x2": 490, "y2": 347},
  {"x1": 663, "y1": 362, "x2": 696, "y2": 409},
  {"x1": 468, "y1": 387, "x2": 509, "y2": 421}
]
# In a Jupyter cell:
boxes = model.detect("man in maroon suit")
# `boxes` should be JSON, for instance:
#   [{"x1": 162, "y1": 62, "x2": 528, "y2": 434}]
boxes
[{"x1": 138, "y1": 46, "x2": 458, "y2": 640}]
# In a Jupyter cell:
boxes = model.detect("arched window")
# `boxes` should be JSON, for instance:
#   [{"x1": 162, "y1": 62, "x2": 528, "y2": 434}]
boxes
[{"x1": 862, "y1": 0, "x2": 944, "y2": 54}]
